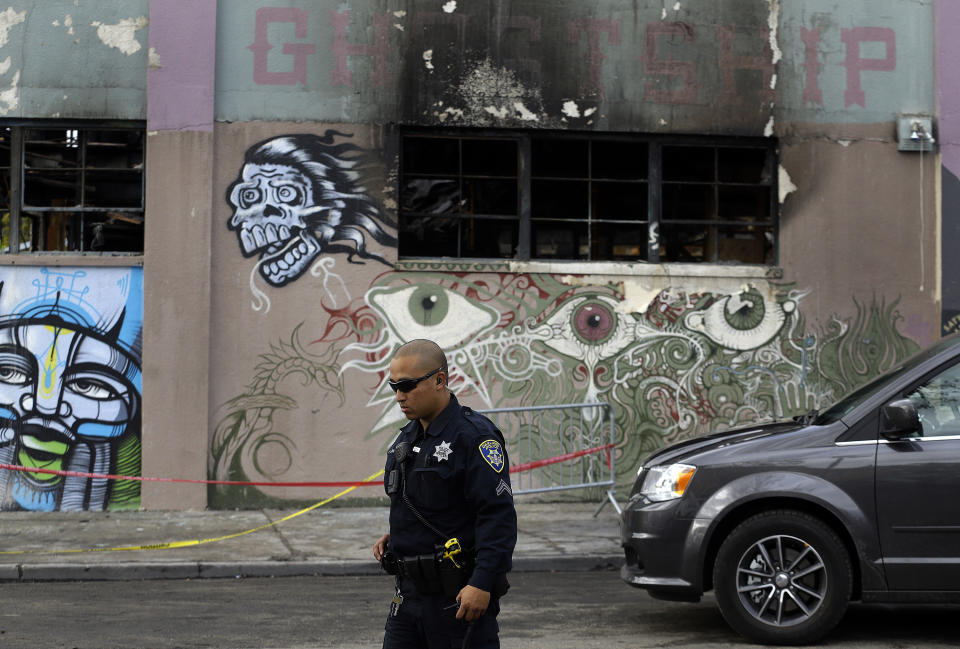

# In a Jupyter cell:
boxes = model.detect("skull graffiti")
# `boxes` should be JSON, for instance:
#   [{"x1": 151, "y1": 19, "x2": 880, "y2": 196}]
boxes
[
  {"x1": 225, "y1": 133, "x2": 398, "y2": 289},
  {"x1": 227, "y1": 162, "x2": 324, "y2": 287}
]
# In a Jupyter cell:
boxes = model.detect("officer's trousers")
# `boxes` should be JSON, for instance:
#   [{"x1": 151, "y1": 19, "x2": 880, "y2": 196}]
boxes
[{"x1": 382, "y1": 579, "x2": 500, "y2": 649}]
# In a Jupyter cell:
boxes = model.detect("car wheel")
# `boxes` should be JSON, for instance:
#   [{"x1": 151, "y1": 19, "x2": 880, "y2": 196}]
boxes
[{"x1": 712, "y1": 510, "x2": 852, "y2": 645}]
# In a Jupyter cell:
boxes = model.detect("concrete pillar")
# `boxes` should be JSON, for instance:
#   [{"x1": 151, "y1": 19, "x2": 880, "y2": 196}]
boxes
[{"x1": 142, "y1": 0, "x2": 218, "y2": 509}]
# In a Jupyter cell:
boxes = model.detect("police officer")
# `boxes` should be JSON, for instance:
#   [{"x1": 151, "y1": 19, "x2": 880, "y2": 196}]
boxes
[{"x1": 373, "y1": 339, "x2": 517, "y2": 649}]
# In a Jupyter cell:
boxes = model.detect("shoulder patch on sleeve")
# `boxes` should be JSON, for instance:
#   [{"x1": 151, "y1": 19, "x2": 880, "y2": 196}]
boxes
[{"x1": 478, "y1": 439, "x2": 505, "y2": 473}]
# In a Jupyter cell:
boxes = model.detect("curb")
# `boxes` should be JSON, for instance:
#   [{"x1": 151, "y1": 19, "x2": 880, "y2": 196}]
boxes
[{"x1": 1, "y1": 555, "x2": 623, "y2": 583}]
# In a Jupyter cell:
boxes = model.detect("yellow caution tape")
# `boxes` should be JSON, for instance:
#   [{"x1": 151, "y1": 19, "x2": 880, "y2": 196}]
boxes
[{"x1": 0, "y1": 469, "x2": 385, "y2": 556}]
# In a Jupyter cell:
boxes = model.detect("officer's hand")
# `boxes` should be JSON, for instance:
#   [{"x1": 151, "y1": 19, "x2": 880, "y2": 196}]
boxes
[
  {"x1": 455, "y1": 585, "x2": 490, "y2": 622},
  {"x1": 373, "y1": 533, "x2": 390, "y2": 561}
]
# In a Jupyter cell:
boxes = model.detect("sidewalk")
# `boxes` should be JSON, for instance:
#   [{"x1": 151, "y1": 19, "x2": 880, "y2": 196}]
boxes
[{"x1": 0, "y1": 502, "x2": 623, "y2": 582}]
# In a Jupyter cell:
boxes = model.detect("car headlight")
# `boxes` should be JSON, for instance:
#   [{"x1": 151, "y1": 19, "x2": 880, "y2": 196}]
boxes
[{"x1": 640, "y1": 463, "x2": 697, "y2": 502}]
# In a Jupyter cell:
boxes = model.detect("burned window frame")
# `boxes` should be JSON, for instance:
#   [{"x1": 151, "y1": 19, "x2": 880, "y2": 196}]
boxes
[
  {"x1": 398, "y1": 128, "x2": 778, "y2": 265},
  {"x1": 0, "y1": 120, "x2": 145, "y2": 255}
]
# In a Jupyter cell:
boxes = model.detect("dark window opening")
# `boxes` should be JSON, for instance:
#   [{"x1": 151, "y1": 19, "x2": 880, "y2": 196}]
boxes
[
  {"x1": 399, "y1": 131, "x2": 776, "y2": 265},
  {"x1": 1, "y1": 123, "x2": 145, "y2": 254}
]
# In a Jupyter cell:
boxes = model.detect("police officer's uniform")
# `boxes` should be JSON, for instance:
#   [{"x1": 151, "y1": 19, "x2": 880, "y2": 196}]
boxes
[{"x1": 381, "y1": 394, "x2": 517, "y2": 649}]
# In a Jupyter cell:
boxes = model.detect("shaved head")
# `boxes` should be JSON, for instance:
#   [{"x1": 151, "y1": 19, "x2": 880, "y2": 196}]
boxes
[{"x1": 394, "y1": 339, "x2": 448, "y2": 375}]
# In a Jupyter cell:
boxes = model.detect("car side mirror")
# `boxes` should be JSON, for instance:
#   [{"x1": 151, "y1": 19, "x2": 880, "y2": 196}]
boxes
[{"x1": 880, "y1": 398, "x2": 921, "y2": 440}]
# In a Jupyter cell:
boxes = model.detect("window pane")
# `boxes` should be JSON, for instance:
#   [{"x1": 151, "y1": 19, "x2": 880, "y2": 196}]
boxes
[
  {"x1": 460, "y1": 218, "x2": 518, "y2": 257},
  {"x1": 592, "y1": 141, "x2": 647, "y2": 180},
  {"x1": 718, "y1": 147, "x2": 770, "y2": 183},
  {"x1": 717, "y1": 227, "x2": 772, "y2": 264},
  {"x1": 659, "y1": 223, "x2": 709, "y2": 262},
  {"x1": 462, "y1": 139, "x2": 517, "y2": 176},
  {"x1": 532, "y1": 221, "x2": 588, "y2": 259},
  {"x1": 23, "y1": 212, "x2": 74, "y2": 251},
  {"x1": 85, "y1": 170, "x2": 143, "y2": 208},
  {"x1": 399, "y1": 216, "x2": 459, "y2": 256},
  {"x1": 462, "y1": 178, "x2": 517, "y2": 216},
  {"x1": 662, "y1": 183, "x2": 715, "y2": 221},
  {"x1": 24, "y1": 129, "x2": 80, "y2": 169},
  {"x1": 24, "y1": 170, "x2": 81, "y2": 207},
  {"x1": 403, "y1": 137, "x2": 459, "y2": 174},
  {"x1": 718, "y1": 186, "x2": 770, "y2": 222},
  {"x1": 86, "y1": 130, "x2": 144, "y2": 169},
  {"x1": 592, "y1": 182, "x2": 647, "y2": 221},
  {"x1": 401, "y1": 177, "x2": 460, "y2": 214},
  {"x1": 531, "y1": 139, "x2": 588, "y2": 177},
  {"x1": 0, "y1": 212, "x2": 8, "y2": 252},
  {"x1": 0, "y1": 168, "x2": 8, "y2": 210},
  {"x1": 532, "y1": 179, "x2": 588, "y2": 220},
  {"x1": 0, "y1": 128, "x2": 11, "y2": 168},
  {"x1": 663, "y1": 146, "x2": 714, "y2": 182},
  {"x1": 592, "y1": 222, "x2": 647, "y2": 261},
  {"x1": 85, "y1": 212, "x2": 144, "y2": 252}
]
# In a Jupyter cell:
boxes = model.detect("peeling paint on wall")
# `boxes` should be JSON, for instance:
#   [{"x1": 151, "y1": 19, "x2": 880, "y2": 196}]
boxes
[
  {"x1": 0, "y1": 8, "x2": 25, "y2": 47},
  {"x1": 445, "y1": 58, "x2": 553, "y2": 126},
  {"x1": 778, "y1": 164, "x2": 797, "y2": 203},
  {"x1": 442, "y1": 1, "x2": 457, "y2": 14},
  {"x1": 562, "y1": 100, "x2": 580, "y2": 118},
  {"x1": 0, "y1": 70, "x2": 19, "y2": 114},
  {"x1": 91, "y1": 16, "x2": 148, "y2": 56}
]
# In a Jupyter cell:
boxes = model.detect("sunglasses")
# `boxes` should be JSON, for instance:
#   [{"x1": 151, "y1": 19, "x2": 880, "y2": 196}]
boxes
[{"x1": 388, "y1": 367, "x2": 443, "y2": 393}]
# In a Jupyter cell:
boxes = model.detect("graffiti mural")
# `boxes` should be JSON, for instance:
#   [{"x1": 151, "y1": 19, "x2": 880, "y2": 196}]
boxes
[
  {"x1": 0, "y1": 267, "x2": 142, "y2": 511},
  {"x1": 226, "y1": 130, "x2": 397, "y2": 310},
  {"x1": 211, "y1": 271, "x2": 919, "y2": 504}
]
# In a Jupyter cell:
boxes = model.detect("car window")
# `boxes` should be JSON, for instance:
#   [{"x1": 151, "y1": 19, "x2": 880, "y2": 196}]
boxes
[{"x1": 906, "y1": 362, "x2": 960, "y2": 438}]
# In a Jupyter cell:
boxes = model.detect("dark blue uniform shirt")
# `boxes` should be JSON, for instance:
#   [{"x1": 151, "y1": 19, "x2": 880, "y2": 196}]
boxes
[{"x1": 384, "y1": 394, "x2": 517, "y2": 593}]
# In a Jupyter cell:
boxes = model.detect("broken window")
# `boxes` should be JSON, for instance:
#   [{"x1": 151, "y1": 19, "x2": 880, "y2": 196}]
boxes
[
  {"x1": 399, "y1": 130, "x2": 777, "y2": 264},
  {"x1": 0, "y1": 123, "x2": 145, "y2": 254}
]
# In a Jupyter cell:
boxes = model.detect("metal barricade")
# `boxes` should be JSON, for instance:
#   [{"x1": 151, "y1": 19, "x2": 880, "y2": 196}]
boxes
[{"x1": 478, "y1": 402, "x2": 620, "y2": 516}]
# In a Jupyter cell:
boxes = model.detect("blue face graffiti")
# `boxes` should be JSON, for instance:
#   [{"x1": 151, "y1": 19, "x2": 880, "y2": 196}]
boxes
[
  {"x1": 0, "y1": 267, "x2": 142, "y2": 512},
  {"x1": 226, "y1": 130, "x2": 397, "y2": 289}
]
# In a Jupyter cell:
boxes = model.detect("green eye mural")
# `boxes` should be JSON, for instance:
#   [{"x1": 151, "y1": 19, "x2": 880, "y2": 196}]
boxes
[
  {"x1": 722, "y1": 289, "x2": 765, "y2": 331},
  {"x1": 408, "y1": 286, "x2": 450, "y2": 326},
  {"x1": 572, "y1": 301, "x2": 617, "y2": 344},
  {"x1": 212, "y1": 270, "x2": 921, "y2": 506}
]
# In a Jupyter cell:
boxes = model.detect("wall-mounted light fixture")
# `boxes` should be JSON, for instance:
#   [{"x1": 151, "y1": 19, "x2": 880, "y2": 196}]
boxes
[{"x1": 897, "y1": 115, "x2": 936, "y2": 152}]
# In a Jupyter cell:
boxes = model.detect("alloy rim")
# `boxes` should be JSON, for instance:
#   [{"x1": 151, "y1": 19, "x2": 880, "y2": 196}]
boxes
[{"x1": 735, "y1": 533, "x2": 827, "y2": 627}]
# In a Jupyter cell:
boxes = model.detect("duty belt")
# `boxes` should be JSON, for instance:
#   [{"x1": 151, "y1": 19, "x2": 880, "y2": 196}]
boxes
[{"x1": 380, "y1": 543, "x2": 474, "y2": 597}]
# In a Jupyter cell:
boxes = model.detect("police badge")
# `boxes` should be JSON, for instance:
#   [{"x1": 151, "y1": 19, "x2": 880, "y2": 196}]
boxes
[{"x1": 478, "y1": 440, "x2": 505, "y2": 473}]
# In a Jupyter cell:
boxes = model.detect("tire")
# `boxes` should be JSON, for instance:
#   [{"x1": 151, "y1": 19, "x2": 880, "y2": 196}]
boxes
[{"x1": 712, "y1": 510, "x2": 852, "y2": 646}]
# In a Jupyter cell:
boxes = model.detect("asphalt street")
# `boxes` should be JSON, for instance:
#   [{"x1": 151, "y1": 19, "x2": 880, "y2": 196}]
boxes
[{"x1": 1, "y1": 571, "x2": 958, "y2": 649}]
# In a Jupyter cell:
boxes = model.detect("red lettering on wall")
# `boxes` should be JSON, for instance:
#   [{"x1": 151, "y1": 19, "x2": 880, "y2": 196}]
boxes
[
  {"x1": 643, "y1": 22, "x2": 696, "y2": 104},
  {"x1": 567, "y1": 19, "x2": 621, "y2": 99},
  {"x1": 249, "y1": 7, "x2": 317, "y2": 86},
  {"x1": 717, "y1": 25, "x2": 775, "y2": 104},
  {"x1": 801, "y1": 27, "x2": 823, "y2": 106},
  {"x1": 329, "y1": 11, "x2": 393, "y2": 88},
  {"x1": 842, "y1": 27, "x2": 896, "y2": 108}
]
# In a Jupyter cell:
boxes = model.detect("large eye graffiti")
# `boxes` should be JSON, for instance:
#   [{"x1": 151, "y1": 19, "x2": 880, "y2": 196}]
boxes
[
  {"x1": 531, "y1": 295, "x2": 636, "y2": 361},
  {"x1": 684, "y1": 288, "x2": 795, "y2": 351},
  {"x1": 275, "y1": 184, "x2": 305, "y2": 206},
  {"x1": 573, "y1": 301, "x2": 616, "y2": 344},
  {"x1": 408, "y1": 285, "x2": 450, "y2": 326},
  {"x1": 367, "y1": 284, "x2": 499, "y2": 349},
  {"x1": 66, "y1": 376, "x2": 122, "y2": 401},
  {"x1": 238, "y1": 187, "x2": 262, "y2": 210},
  {"x1": 0, "y1": 349, "x2": 33, "y2": 387}
]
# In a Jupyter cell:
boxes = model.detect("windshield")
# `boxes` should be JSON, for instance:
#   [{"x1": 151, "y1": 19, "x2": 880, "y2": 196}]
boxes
[{"x1": 816, "y1": 336, "x2": 960, "y2": 424}]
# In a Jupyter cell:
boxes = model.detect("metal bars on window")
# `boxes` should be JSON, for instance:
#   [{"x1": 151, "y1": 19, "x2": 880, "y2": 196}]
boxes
[
  {"x1": 1, "y1": 122, "x2": 145, "y2": 254},
  {"x1": 398, "y1": 130, "x2": 777, "y2": 265}
]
